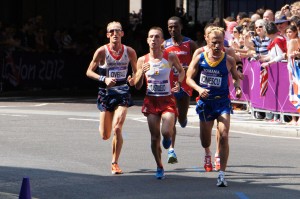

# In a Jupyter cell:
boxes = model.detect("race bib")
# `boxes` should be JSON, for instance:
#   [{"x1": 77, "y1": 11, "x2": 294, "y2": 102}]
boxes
[
  {"x1": 108, "y1": 67, "x2": 127, "y2": 81},
  {"x1": 147, "y1": 80, "x2": 170, "y2": 96},
  {"x1": 199, "y1": 73, "x2": 222, "y2": 87}
]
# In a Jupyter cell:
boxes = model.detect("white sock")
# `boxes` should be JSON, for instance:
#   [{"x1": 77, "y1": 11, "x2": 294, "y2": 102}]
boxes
[
  {"x1": 169, "y1": 148, "x2": 174, "y2": 151},
  {"x1": 219, "y1": 171, "x2": 225, "y2": 176}
]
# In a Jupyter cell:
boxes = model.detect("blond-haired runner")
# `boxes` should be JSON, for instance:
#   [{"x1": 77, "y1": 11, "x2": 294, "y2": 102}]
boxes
[
  {"x1": 186, "y1": 27, "x2": 242, "y2": 187},
  {"x1": 192, "y1": 24, "x2": 244, "y2": 173},
  {"x1": 86, "y1": 21, "x2": 138, "y2": 175}
]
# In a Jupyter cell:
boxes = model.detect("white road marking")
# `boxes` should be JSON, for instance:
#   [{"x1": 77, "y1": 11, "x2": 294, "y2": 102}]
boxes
[
  {"x1": 231, "y1": 130, "x2": 300, "y2": 140},
  {"x1": 68, "y1": 118, "x2": 99, "y2": 122},
  {"x1": 68, "y1": 116, "x2": 300, "y2": 139},
  {"x1": 0, "y1": 113, "x2": 28, "y2": 117},
  {"x1": 34, "y1": 103, "x2": 49, "y2": 107}
]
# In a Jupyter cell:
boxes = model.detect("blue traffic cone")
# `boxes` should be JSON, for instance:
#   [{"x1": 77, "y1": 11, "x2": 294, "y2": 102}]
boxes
[{"x1": 19, "y1": 177, "x2": 32, "y2": 199}]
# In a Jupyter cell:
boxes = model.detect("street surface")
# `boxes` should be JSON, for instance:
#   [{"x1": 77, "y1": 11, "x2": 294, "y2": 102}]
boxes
[{"x1": 0, "y1": 97, "x2": 299, "y2": 199}]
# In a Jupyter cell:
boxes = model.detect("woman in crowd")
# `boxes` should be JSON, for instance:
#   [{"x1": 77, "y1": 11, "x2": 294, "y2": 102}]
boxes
[
  {"x1": 260, "y1": 21, "x2": 287, "y2": 122},
  {"x1": 286, "y1": 25, "x2": 300, "y2": 125},
  {"x1": 244, "y1": 19, "x2": 271, "y2": 57},
  {"x1": 229, "y1": 25, "x2": 243, "y2": 48}
]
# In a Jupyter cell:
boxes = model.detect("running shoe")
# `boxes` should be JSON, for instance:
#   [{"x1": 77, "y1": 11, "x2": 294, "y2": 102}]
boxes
[
  {"x1": 180, "y1": 119, "x2": 188, "y2": 128},
  {"x1": 162, "y1": 137, "x2": 171, "y2": 149},
  {"x1": 214, "y1": 156, "x2": 221, "y2": 171},
  {"x1": 204, "y1": 155, "x2": 213, "y2": 172},
  {"x1": 168, "y1": 150, "x2": 178, "y2": 164},
  {"x1": 111, "y1": 163, "x2": 123, "y2": 174},
  {"x1": 217, "y1": 173, "x2": 228, "y2": 187},
  {"x1": 155, "y1": 167, "x2": 165, "y2": 179}
]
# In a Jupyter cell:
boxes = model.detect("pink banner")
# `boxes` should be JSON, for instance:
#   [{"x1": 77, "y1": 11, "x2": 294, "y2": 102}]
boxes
[{"x1": 229, "y1": 59, "x2": 298, "y2": 113}]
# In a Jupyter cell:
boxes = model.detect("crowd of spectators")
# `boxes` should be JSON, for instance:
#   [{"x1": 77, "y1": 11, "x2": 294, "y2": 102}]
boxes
[{"x1": 217, "y1": 2, "x2": 300, "y2": 124}]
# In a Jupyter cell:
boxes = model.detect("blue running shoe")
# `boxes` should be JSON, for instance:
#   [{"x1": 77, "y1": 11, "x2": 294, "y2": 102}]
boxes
[
  {"x1": 155, "y1": 167, "x2": 165, "y2": 179},
  {"x1": 168, "y1": 150, "x2": 178, "y2": 164},
  {"x1": 180, "y1": 119, "x2": 188, "y2": 128},
  {"x1": 162, "y1": 137, "x2": 171, "y2": 149}
]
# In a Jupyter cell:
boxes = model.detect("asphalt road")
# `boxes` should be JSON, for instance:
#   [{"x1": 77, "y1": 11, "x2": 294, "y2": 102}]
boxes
[{"x1": 0, "y1": 97, "x2": 299, "y2": 199}]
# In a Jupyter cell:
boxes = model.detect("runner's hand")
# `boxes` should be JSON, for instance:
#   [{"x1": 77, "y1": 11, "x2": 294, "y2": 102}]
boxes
[
  {"x1": 105, "y1": 77, "x2": 116, "y2": 88},
  {"x1": 198, "y1": 88, "x2": 209, "y2": 99},
  {"x1": 171, "y1": 81, "x2": 181, "y2": 93},
  {"x1": 127, "y1": 75, "x2": 134, "y2": 86}
]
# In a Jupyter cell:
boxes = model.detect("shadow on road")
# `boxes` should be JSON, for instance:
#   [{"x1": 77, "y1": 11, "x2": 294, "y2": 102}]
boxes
[{"x1": 0, "y1": 166, "x2": 299, "y2": 199}]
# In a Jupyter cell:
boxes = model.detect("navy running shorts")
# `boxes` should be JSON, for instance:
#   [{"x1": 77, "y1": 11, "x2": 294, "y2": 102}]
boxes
[{"x1": 196, "y1": 97, "x2": 232, "y2": 122}]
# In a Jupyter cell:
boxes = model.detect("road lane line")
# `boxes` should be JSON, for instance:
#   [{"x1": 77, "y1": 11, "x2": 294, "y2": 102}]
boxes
[
  {"x1": 68, "y1": 117, "x2": 300, "y2": 140},
  {"x1": 34, "y1": 103, "x2": 49, "y2": 107},
  {"x1": 68, "y1": 118, "x2": 98, "y2": 122},
  {"x1": 0, "y1": 113, "x2": 28, "y2": 117},
  {"x1": 231, "y1": 130, "x2": 300, "y2": 140}
]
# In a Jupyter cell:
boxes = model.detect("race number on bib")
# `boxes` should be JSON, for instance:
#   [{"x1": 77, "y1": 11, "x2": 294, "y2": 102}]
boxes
[
  {"x1": 200, "y1": 73, "x2": 222, "y2": 87},
  {"x1": 148, "y1": 83, "x2": 166, "y2": 93},
  {"x1": 108, "y1": 68, "x2": 127, "y2": 80}
]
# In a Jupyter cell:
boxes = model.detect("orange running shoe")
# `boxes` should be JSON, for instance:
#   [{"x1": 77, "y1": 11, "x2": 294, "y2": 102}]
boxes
[
  {"x1": 111, "y1": 163, "x2": 123, "y2": 174},
  {"x1": 214, "y1": 156, "x2": 221, "y2": 171},
  {"x1": 204, "y1": 155, "x2": 213, "y2": 172}
]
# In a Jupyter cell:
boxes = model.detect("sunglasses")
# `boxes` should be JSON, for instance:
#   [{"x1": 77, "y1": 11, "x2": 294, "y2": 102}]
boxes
[
  {"x1": 276, "y1": 22, "x2": 284, "y2": 25},
  {"x1": 233, "y1": 31, "x2": 238, "y2": 33},
  {"x1": 255, "y1": 26, "x2": 263, "y2": 29},
  {"x1": 108, "y1": 29, "x2": 122, "y2": 34}
]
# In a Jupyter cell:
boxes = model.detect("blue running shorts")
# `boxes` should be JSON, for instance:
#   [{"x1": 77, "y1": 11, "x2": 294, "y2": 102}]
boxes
[
  {"x1": 196, "y1": 97, "x2": 232, "y2": 122},
  {"x1": 97, "y1": 88, "x2": 133, "y2": 112}
]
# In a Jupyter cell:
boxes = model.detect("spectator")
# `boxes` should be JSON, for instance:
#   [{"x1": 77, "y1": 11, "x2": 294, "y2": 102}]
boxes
[
  {"x1": 291, "y1": 1, "x2": 300, "y2": 17},
  {"x1": 244, "y1": 19, "x2": 270, "y2": 57},
  {"x1": 250, "y1": 13, "x2": 261, "y2": 22},
  {"x1": 286, "y1": 25, "x2": 299, "y2": 125},
  {"x1": 277, "y1": 4, "x2": 292, "y2": 20},
  {"x1": 229, "y1": 25, "x2": 243, "y2": 48},
  {"x1": 236, "y1": 12, "x2": 248, "y2": 24},
  {"x1": 260, "y1": 21, "x2": 287, "y2": 67},
  {"x1": 225, "y1": 21, "x2": 237, "y2": 42},
  {"x1": 239, "y1": 17, "x2": 251, "y2": 28},
  {"x1": 263, "y1": 9, "x2": 275, "y2": 22},
  {"x1": 260, "y1": 21, "x2": 287, "y2": 122},
  {"x1": 256, "y1": 8, "x2": 266, "y2": 18},
  {"x1": 289, "y1": 15, "x2": 300, "y2": 38},
  {"x1": 275, "y1": 15, "x2": 290, "y2": 40}
]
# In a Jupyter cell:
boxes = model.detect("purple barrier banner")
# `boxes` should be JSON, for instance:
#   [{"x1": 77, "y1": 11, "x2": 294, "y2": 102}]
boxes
[
  {"x1": 229, "y1": 59, "x2": 298, "y2": 113},
  {"x1": 229, "y1": 59, "x2": 251, "y2": 102}
]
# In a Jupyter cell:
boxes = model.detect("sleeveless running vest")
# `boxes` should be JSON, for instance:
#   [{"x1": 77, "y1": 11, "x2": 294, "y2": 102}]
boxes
[
  {"x1": 198, "y1": 52, "x2": 229, "y2": 98},
  {"x1": 164, "y1": 37, "x2": 193, "y2": 96},
  {"x1": 144, "y1": 52, "x2": 174, "y2": 96},
  {"x1": 98, "y1": 44, "x2": 130, "y2": 94}
]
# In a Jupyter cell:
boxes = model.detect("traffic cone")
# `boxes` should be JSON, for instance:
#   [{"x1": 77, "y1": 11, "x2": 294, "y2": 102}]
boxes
[{"x1": 19, "y1": 177, "x2": 32, "y2": 199}]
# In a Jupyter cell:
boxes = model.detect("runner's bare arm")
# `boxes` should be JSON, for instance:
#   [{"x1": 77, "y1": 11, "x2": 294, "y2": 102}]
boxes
[
  {"x1": 227, "y1": 55, "x2": 242, "y2": 98},
  {"x1": 86, "y1": 47, "x2": 105, "y2": 80},
  {"x1": 127, "y1": 47, "x2": 138, "y2": 86},
  {"x1": 192, "y1": 47, "x2": 204, "y2": 59},
  {"x1": 134, "y1": 56, "x2": 146, "y2": 90}
]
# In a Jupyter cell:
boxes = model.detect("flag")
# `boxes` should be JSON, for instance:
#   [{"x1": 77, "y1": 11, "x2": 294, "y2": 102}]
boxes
[
  {"x1": 260, "y1": 65, "x2": 268, "y2": 96},
  {"x1": 287, "y1": 58, "x2": 300, "y2": 112}
]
